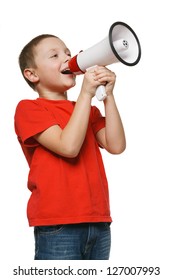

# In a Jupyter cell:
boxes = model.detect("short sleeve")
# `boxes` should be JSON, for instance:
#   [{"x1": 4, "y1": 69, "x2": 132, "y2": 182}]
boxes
[
  {"x1": 91, "y1": 106, "x2": 105, "y2": 135},
  {"x1": 14, "y1": 100, "x2": 58, "y2": 146}
]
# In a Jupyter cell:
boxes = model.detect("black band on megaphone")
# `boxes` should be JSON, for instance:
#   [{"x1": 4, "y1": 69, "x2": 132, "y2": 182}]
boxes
[{"x1": 109, "y1": 21, "x2": 141, "y2": 66}]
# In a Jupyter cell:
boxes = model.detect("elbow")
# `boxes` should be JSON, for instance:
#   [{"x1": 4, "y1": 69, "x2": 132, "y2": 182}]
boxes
[
  {"x1": 107, "y1": 142, "x2": 126, "y2": 155},
  {"x1": 67, "y1": 150, "x2": 79, "y2": 158},
  {"x1": 111, "y1": 146, "x2": 126, "y2": 155},
  {"x1": 63, "y1": 145, "x2": 80, "y2": 158}
]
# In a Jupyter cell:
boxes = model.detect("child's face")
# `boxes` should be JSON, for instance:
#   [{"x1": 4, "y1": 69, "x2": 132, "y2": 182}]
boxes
[{"x1": 33, "y1": 37, "x2": 76, "y2": 94}]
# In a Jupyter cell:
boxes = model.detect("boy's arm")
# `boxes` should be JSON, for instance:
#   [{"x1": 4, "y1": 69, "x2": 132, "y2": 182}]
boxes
[
  {"x1": 94, "y1": 67, "x2": 126, "y2": 154},
  {"x1": 33, "y1": 69, "x2": 100, "y2": 158},
  {"x1": 34, "y1": 94, "x2": 92, "y2": 158},
  {"x1": 33, "y1": 66, "x2": 125, "y2": 157},
  {"x1": 96, "y1": 94, "x2": 126, "y2": 154}
]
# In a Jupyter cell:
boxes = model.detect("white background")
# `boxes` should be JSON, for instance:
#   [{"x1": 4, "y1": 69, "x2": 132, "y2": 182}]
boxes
[{"x1": 0, "y1": 0, "x2": 172, "y2": 278}]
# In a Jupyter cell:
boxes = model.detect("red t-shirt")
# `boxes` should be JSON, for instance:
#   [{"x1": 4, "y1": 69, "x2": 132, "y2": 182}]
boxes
[{"x1": 14, "y1": 98, "x2": 112, "y2": 226}]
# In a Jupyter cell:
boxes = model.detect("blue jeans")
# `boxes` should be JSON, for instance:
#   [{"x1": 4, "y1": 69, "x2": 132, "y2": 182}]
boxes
[{"x1": 34, "y1": 223, "x2": 111, "y2": 260}]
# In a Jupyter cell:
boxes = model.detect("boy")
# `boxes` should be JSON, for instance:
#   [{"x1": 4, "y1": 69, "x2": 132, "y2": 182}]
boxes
[{"x1": 14, "y1": 34, "x2": 126, "y2": 260}]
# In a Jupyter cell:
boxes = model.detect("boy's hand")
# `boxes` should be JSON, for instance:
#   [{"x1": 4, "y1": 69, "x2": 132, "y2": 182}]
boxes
[
  {"x1": 80, "y1": 68, "x2": 100, "y2": 98},
  {"x1": 93, "y1": 66, "x2": 116, "y2": 96},
  {"x1": 80, "y1": 66, "x2": 116, "y2": 98}
]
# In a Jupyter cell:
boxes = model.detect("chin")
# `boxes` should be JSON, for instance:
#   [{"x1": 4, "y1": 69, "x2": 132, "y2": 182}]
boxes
[{"x1": 66, "y1": 81, "x2": 76, "y2": 90}]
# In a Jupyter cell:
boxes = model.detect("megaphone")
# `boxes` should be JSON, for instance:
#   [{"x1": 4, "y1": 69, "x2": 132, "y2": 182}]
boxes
[{"x1": 69, "y1": 21, "x2": 141, "y2": 101}]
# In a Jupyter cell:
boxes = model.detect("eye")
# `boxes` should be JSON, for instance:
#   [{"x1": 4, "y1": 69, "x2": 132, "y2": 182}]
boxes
[
  {"x1": 65, "y1": 50, "x2": 71, "y2": 57},
  {"x1": 50, "y1": 53, "x2": 58, "y2": 58}
]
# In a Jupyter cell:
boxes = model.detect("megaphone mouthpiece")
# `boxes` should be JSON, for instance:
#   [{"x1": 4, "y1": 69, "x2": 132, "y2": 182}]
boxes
[{"x1": 68, "y1": 53, "x2": 85, "y2": 75}]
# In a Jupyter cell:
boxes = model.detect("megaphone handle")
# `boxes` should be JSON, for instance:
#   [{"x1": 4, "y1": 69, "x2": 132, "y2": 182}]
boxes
[{"x1": 95, "y1": 85, "x2": 107, "y2": 101}]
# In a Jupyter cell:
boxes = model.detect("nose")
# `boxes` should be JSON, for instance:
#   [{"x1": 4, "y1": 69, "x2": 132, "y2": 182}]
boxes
[{"x1": 64, "y1": 54, "x2": 71, "y2": 63}]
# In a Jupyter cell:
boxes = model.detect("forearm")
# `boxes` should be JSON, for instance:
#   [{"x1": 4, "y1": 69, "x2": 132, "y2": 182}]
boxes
[
  {"x1": 60, "y1": 93, "x2": 92, "y2": 156},
  {"x1": 103, "y1": 94, "x2": 126, "y2": 154}
]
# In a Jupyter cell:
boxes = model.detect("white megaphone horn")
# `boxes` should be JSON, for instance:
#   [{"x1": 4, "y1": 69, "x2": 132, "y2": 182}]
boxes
[{"x1": 68, "y1": 21, "x2": 141, "y2": 101}]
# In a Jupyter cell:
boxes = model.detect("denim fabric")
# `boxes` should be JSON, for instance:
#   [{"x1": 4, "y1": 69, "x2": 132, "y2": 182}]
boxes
[{"x1": 34, "y1": 223, "x2": 111, "y2": 260}]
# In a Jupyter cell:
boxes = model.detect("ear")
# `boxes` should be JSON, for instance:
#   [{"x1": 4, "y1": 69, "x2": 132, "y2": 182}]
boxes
[{"x1": 23, "y1": 68, "x2": 39, "y2": 83}]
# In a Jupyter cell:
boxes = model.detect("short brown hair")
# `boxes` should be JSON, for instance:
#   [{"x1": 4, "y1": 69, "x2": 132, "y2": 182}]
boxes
[{"x1": 19, "y1": 34, "x2": 58, "y2": 90}]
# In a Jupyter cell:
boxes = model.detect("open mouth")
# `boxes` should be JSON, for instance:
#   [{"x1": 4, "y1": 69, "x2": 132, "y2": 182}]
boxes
[{"x1": 61, "y1": 69, "x2": 73, "y2": 75}]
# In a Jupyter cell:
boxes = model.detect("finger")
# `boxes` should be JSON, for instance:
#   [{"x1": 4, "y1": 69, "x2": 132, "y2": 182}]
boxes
[
  {"x1": 95, "y1": 68, "x2": 115, "y2": 78},
  {"x1": 95, "y1": 72, "x2": 115, "y2": 82}
]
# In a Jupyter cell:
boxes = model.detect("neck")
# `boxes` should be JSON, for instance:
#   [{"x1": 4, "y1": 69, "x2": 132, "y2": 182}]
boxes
[{"x1": 38, "y1": 90, "x2": 68, "y2": 100}]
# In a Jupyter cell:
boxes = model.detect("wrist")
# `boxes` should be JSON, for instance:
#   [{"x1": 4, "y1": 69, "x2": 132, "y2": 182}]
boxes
[
  {"x1": 103, "y1": 93, "x2": 115, "y2": 104},
  {"x1": 79, "y1": 90, "x2": 94, "y2": 100},
  {"x1": 78, "y1": 91, "x2": 93, "y2": 103}
]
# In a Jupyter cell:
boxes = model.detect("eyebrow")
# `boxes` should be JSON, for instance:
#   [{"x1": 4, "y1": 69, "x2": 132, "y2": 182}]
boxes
[{"x1": 48, "y1": 47, "x2": 71, "y2": 54}]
